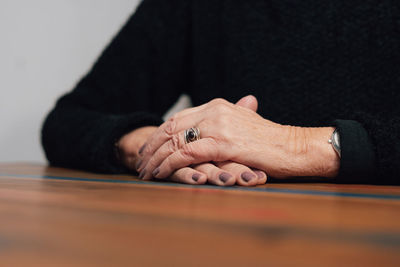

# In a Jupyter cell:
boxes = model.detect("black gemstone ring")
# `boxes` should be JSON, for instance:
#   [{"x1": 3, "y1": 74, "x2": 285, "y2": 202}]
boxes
[{"x1": 184, "y1": 127, "x2": 201, "y2": 144}]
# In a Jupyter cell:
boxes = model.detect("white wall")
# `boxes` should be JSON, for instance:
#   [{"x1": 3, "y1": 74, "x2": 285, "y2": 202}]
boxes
[{"x1": 0, "y1": 0, "x2": 142, "y2": 163}]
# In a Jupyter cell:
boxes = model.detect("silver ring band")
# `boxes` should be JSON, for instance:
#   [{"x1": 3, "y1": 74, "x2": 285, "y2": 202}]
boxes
[{"x1": 184, "y1": 127, "x2": 201, "y2": 144}]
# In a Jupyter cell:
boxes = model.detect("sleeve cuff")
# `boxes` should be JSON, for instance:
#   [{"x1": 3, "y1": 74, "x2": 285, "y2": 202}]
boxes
[{"x1": 332, "y1": 119, "x2": 377, "y2": 184}]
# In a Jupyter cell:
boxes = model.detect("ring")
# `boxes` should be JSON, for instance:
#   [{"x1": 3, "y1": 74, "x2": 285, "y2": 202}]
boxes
[{"x1": 184, "y1": 127, "x2": 201, "y2": 144}]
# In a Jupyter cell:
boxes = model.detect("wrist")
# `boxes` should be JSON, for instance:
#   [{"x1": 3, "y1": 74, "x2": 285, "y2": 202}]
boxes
[{"x1": 303, "y1": 127, "x2": 340, "y2": 178}]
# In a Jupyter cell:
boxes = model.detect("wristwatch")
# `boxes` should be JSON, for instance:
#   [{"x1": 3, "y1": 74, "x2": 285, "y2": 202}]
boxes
[{"x1": 328, "y1": 128, "x2": 341, "y2": 158}]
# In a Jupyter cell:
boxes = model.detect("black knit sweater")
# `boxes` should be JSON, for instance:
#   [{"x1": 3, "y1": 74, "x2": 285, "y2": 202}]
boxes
[{"x1": 42, "y1": 0, "x2": 400, "y2": 184}]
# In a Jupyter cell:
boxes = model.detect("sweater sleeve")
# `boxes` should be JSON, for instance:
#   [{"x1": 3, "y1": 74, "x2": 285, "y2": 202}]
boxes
[
  {"x1": 41, "y1": 0, "x2": 192, "y2": 173},
  {"x1": 333, "y1": 111, "x2": 400, "y2": 185}
]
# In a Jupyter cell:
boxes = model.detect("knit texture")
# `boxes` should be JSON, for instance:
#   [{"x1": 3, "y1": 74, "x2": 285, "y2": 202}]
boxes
[{"x1": 42, "y1": 0, "x2": 400, "y2": 184}]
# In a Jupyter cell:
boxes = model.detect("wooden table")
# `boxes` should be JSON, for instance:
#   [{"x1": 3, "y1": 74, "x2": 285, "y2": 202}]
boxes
[{"x1": 0, "y1": 163, "x2": 399, "y2": 266}]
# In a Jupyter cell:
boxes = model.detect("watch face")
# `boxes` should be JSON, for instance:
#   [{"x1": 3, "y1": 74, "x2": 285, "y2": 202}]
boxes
[
  {"x1": 329, "y1": 129, "x2": 341, "y2": 157},
  {"x1": 333, "y1": 131, "x2": 340, "y2": 147}
]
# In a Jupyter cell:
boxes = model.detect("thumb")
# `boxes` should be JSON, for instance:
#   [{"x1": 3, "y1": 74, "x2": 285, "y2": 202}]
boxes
[{"x1": 235, "y1": 95, "x2": 258, "y2": 112}]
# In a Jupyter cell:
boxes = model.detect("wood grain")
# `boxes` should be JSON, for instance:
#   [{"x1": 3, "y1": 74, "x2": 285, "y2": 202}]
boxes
[{"x1": 0, "y1": 163, "x2": 399, "y2": 267}]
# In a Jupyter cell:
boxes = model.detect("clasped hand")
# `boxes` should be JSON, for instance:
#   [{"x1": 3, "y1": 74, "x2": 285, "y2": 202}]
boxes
[{"x1": 120, "y1": 95, "x2": 339, "y2": 186}]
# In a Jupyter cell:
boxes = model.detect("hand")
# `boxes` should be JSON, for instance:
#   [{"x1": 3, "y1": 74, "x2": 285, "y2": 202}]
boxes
[
  {"x1": 118, "y1": 96, "x2": 268, "y2": 186},
  {"x1": 138, "y1": 96, "x2": 340, "y2": 180},
  {"x1": 119, "y1": 127, "x2": 267, "y2": 186},
  {"x1": 117, "y1": 126, "x2": 157, "y2": 171}
]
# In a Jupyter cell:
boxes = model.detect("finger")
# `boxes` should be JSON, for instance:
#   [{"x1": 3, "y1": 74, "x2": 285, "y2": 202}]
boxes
[
  {"x1": 139, "y1": 124, "x2": 214, "y2": 179},
  {"x1": 150, "y1": 96, "x2": 260, "y2": 183},
  {"x1": 235, "y1": 95, "x2": 258, "y2": 112},
  {"x1": 252, "y1": 169, "x2": 268, "y2": 185},
  {"x1": 169, "y1": 167, "x2": 207, "y2": 185},
  {"x1": 137, "y1": 110, "x2": 206, "y2": 173},
  {"x1": 139, "y1": 105, "x2": 206, "y2": 157},
  {"x1": 140, "y1": 98, "x2": 232, "y2": 160},
  {"x1": 193, "y1": 163, "x2": 236, "y2": 186},
  {"x1": 216, "y1": 161, "x2": 259, "y2": 186},
  {"x1": 140, "y1": 132, "x2": 186, "y2": 180},
  {"x1": 152, "y1": 138, "x2": 225, "y2": 179}
]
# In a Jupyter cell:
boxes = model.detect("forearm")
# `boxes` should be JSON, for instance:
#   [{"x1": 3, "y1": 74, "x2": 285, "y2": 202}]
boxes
[
  {"x1": 42, "y1": 0, "x2": 192, "y2": 173},
  {"x1": 42, "y1": 100, "x2": 163, "y2": 173}
]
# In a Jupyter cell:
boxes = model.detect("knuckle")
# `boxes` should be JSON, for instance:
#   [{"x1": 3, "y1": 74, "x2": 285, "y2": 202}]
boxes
[
  {"x1": 210, "y1": 98, "x2": 227, "y2": 105},
  {"x1": 144, "y1": 142, "x2": 152, "y2": 154},
  {"x1": 164, "y1": 116, "x2": 177, "y2": 136},
  {"x1": 144, "y1": 159, "x2": 154, "y2": 171},
  {"x1": 181, "y1": 144, "x2": 196, "y2": 159},
  {"x1": 211, "y1": 102, "x2": 230, "y2": 115},
  {"x1": 169, "y1": 134, "x2": 181, "y2": 152}
]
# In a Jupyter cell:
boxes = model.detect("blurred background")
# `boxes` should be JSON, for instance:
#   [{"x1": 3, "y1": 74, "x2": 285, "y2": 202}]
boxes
[{"x1": 0, "y1": 0, "x2": 142, "y2": 163}]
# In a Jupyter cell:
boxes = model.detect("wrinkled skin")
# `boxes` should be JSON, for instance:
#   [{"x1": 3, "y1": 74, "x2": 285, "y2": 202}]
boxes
[
  {"x1": 118, "y1": 96, "x2": 268, "y2": 186},
  {"x1": 134, "y1": 95, "x2": 339, "y2": 184}
]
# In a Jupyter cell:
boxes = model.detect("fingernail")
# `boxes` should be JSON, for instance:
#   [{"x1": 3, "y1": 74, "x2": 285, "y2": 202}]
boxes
[
  {"x1": 241, "y1": 172, "x2": 256, "y2": 182},
  {"x1": 138, "y1": 144, "x2": 147, "y2": 155},
  {"x1": 152, "y1": 167, "x2": 160, "y2": 177},
  {"x1": 254, "y1": 170, "x2": 264, "y2": 179},
  {"x1": 139, "y1": 169, "x2": 146, "y2": 179},
  {"x1": 135, "y1": 159, "x2": 142, "y2": 171},
  {"x1": 219, "y1": 172, "x2": 232, "y2": 183},
  {"x1": 192, "y1": 173, "x2": 201, "y2": 182}
]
